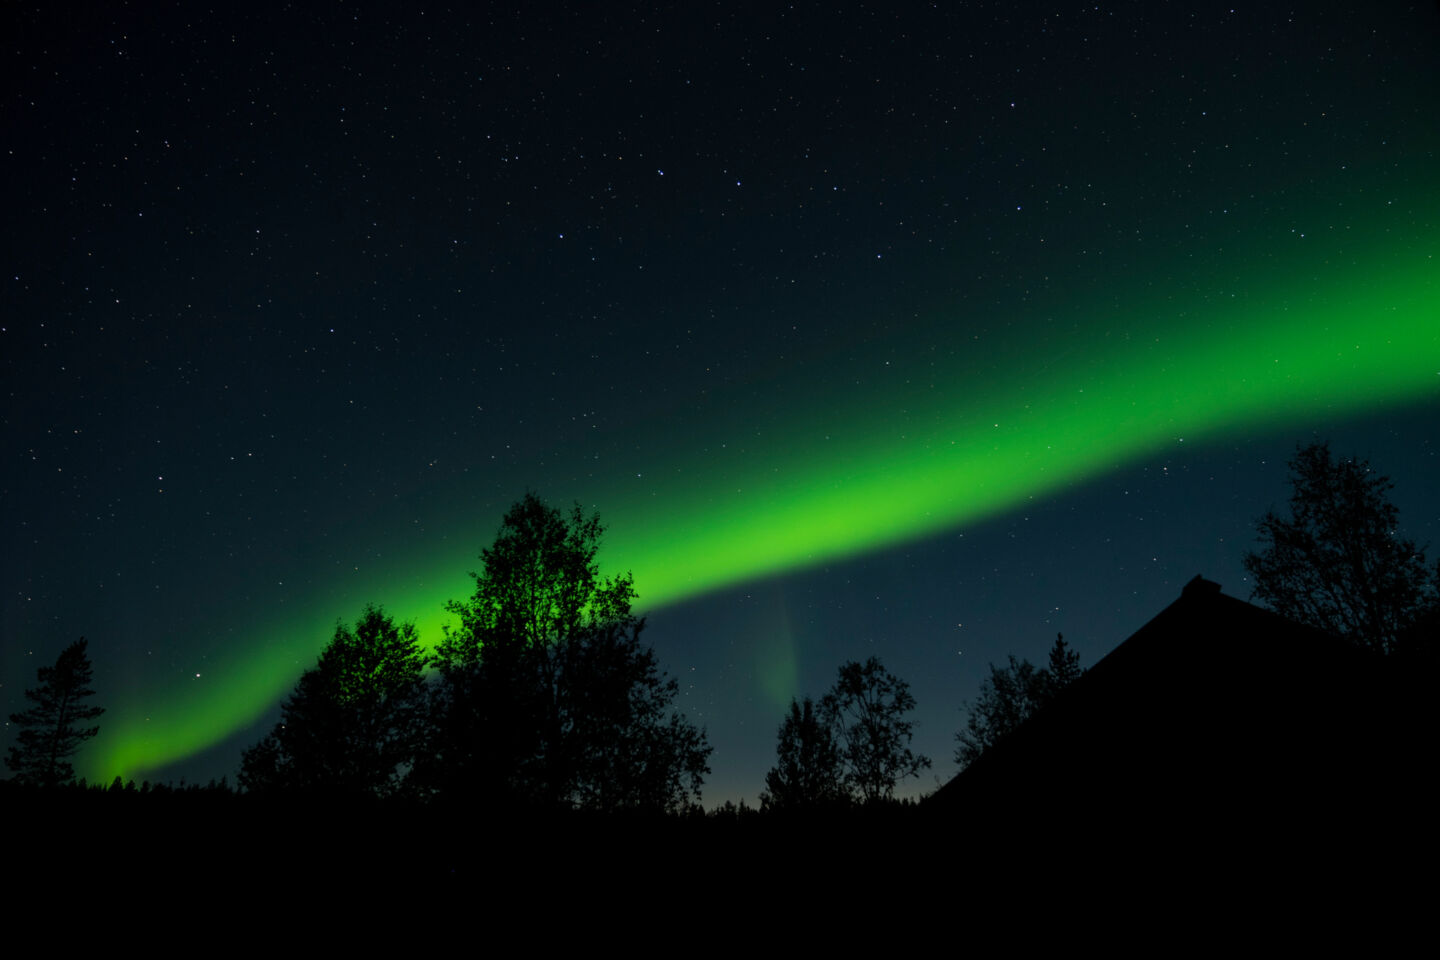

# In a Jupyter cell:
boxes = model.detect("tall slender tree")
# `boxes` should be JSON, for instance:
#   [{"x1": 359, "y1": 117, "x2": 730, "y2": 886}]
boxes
[
  {"x1": 6, "y1": 638, "x2": 105, "y2": 787},
  {"x1": 821, "y1": 657, "x2": 930, "y2": 804},
  {"x1": 1045, "y1": 633, "x2": 1083, "y2": 692},
  {"x1": 761, "y1": 696, "x2": 847, "y2": 812}
]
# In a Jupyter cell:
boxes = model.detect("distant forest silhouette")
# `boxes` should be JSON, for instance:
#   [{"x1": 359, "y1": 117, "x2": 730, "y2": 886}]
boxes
[{"x1": 5, "y1": 442, "x2": 1437, "y2": 891}]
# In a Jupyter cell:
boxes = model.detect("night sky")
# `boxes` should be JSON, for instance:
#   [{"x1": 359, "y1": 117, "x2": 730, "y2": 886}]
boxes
[{"x1": 4, "y1": 1, "x2": 1437, "y2": 805}]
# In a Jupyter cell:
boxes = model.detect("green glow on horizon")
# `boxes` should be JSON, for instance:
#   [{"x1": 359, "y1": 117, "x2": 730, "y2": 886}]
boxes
[{"x1": 88, "y1": 242, "x2": 1437, "y2": 782}]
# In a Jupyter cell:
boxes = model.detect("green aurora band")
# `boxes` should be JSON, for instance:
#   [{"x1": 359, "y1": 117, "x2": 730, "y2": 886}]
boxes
[{"x1": 93, "y1": 242, "x2": 1438, "y2": 781}]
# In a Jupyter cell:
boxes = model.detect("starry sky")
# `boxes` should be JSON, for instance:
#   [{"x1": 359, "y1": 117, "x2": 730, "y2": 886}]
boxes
[{"x1": 4, "y1": 1, "x2": 1438, "y2": 804}]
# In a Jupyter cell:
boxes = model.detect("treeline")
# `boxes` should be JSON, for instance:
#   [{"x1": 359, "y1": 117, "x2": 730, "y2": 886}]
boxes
[
  {"x1": 6, "y1": 442, "x2": 1437, "y2": 819},
  {"x1": 239, "y1": 494, "x2": 713, "y2": 812},
  {"x1": 233, "y1": 493, "x2": 1076, "y2": 813}
]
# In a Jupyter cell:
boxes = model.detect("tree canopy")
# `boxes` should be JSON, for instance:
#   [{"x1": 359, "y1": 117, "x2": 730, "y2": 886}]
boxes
[
  {"x1": 821, "y1": 657, "x2": 930, "y2": 804},
  {"x1": 558, "y1": 620, "x2": 712, "y2": 812},
  {"x1": 6, "y1": 638, "x2": 104, "y2": 788},
  {"x1": 239, "y1": 604, "x2": 429, "y2": 798},
  {"x1": 760, "y1": 696, "x2": 847, "y2": 812},
  {"x1": 429, "y1": 493, "x2": 710, "y2": 812},
  {"x1": 955, "y1": 634, "x2": 1082, "y2": 769},
  {"x1": 435, "y1": 492, "x2": 637, "y2": 673},
  {"x1": 1243, "y1": 442, "x2": 1440, "y2": 655}
]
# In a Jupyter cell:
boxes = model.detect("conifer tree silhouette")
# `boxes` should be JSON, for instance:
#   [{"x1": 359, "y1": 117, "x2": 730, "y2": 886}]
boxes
[
  {"x1": 239, "y1": 604, "x2": 429, "y2": 798},
  {"x1": 6, "y1": 638, "x2": 104, "y2": 787}
]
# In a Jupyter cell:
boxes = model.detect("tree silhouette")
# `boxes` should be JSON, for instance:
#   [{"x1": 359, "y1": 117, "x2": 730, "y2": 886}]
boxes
[
  {"x1": 955, "y1": 655, "x2": 1043, "y2": 770},
  {"x1": 760, "y1": 696, "x2": 847, "y2": 812},
  {"x1": 559, "y1": 619, "x2": 711, "y2": 812},
  {"x1": 956, "y1": 634, "x2": 1082, "y2": 769},
  {"x1": 820, "y1": 657, "x2": 930, "y2": 804},
  {"x1": 1045, "y1": 633, "x2": 1082, "y2": 692},
  {"x1": 429, "y1": 493, "x2": 710, "y2": 811},
  {"x1": 1243, "y1": 442, "x2": 1440, "y2": 655},
  {"x1": 436, "y1": 493, "x2": 637, "y2": 671},
  {"x1": 6, "y1": 638, "x2": 104, "y2": 787},
  {"x1": 239, "y1": 604, "x2": 429, "y2": 798}
]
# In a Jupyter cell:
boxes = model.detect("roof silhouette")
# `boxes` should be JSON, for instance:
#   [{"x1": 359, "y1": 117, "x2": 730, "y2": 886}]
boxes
[{"x1": 929, "y1": 575, "x2": 1432, "y2": 846}]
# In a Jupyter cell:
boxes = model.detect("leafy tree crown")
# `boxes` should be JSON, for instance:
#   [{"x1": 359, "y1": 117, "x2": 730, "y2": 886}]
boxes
[
  {"x1": 761, "y1": 696, "x2": 846, "y2": 812},
  {"x1": 437, "y1": 493, "x2": 637, "y2": 673},
  {"x1": 821, "y1": 657, "x2": 931, "y2": 804},
  {"x1": 424, "y1": 494, "x2": 709, "y2": 812},
  {"x1": 1242, "y1": 442, "x2": 1439, "y2": 654},
  {"x1": 955, "y1": 634, "x2": 1083, "y2": 769}
]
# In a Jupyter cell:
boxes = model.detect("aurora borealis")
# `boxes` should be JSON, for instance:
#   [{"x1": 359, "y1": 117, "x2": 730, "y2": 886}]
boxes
[{"x1": 4, "y1": 2, "x2": 1438, "y2": 802}]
